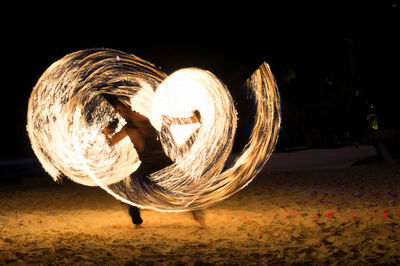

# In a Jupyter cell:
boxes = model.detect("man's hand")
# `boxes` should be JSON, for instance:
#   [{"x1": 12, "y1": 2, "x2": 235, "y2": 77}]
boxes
[
  {"x1": 103, "y1": 126, "x2": 116, "y2": 136},
  {"x1": 193, "y1": 110, "x2": 201, "y2": 122}
]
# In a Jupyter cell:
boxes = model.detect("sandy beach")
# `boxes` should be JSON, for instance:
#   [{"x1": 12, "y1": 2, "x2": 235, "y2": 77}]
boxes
[{"x1": 1, "y1": 161, "x2": 399, "y2": 265}]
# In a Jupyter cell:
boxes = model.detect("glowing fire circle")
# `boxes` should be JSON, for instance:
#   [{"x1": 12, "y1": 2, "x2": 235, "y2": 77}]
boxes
[{"x1": 27, "y1": 48, "x2": 281, "y2": 212}]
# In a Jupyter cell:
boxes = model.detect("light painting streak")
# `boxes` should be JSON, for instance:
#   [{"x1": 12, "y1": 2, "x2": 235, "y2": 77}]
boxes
[{"x1": 27, "y1": 48, "x2": 281, "y2": 212}]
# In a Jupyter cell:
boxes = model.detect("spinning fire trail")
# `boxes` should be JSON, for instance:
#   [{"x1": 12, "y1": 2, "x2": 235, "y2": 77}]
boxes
[{"x1": 27, "y1": 48, "x2": 281, "y2": 212}]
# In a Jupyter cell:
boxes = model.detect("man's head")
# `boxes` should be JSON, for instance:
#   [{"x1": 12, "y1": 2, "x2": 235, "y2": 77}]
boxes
[
  {"x1": 102, "y1": 94, "x2": 148, "y2": 122},
  {"x1": 102, "y1": 94, "x2": 131, "y2": 120}
]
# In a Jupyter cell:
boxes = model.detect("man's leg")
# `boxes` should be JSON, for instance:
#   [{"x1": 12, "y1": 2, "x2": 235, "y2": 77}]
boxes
[{"x1": 128, "y1": 205, "x2": 143, "y2": 227}]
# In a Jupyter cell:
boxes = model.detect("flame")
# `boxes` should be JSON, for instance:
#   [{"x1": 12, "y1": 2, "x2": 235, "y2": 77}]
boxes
[{"x1": 27, "y1": 48, "x2": 280, "y2": 212}]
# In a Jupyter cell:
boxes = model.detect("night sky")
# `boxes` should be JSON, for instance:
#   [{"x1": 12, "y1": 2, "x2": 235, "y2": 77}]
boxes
[{"x1": 1, "y1": 1, "x2": 399, "y2": 160}]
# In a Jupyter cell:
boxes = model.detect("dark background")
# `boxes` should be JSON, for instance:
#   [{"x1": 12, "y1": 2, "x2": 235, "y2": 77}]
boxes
[{"x1": 1, "y1": 1, "x2": 399, "y2": 161}]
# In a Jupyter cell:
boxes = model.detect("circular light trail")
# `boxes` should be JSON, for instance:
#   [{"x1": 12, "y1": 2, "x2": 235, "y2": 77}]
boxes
[{"x1": 27, "y1": 48, "x2": 280, "y2": 212}]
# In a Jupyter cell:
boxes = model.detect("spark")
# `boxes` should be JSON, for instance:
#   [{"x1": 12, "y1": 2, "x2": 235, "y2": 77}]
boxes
[{"x1": 27, "y1": 48, "x2": 281, "y2": 212}]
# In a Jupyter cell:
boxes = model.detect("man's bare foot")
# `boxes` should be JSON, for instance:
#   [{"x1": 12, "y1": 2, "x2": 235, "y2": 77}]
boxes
[
  {"x1": 135, "y1": 223, "x2": 143, "y2": 229},
  {"x1": 192, "y1": 210, "x2": 207, "y2": 229}
]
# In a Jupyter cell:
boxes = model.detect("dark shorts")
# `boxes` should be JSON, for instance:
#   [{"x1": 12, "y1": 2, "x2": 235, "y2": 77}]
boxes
[{"x1": 132, "y1": 154, "x2": 173, "y2": 185}]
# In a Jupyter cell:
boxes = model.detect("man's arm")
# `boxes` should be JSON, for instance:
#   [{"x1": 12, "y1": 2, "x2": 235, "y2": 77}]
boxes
[
  {"x1": 162, "y1": 110, "x2": 201, "y2": 126},
  {"x1": 103, "y1": 125, "x2": 128, "y2": 147}
]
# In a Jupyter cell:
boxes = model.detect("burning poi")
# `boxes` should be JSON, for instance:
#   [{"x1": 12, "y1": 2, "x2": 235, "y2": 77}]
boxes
[{"x1": 27, "y1": 48, "x2": 281, "y2": 212}]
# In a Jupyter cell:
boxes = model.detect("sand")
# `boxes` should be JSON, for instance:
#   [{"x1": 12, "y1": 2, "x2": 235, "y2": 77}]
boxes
[{"x1": 1, "y1": 162, "x2": 399, "y2": 265}]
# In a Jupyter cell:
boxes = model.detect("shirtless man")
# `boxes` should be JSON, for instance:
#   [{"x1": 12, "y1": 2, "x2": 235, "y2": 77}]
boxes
[{"x1": 102, "y1": 95, "x2": 206, "y2": 228}]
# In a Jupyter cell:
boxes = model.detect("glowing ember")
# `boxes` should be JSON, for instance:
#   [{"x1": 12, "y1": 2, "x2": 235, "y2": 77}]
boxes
[{"x1": 27, "y1": 48, "x2": 281, "y2": 212}]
